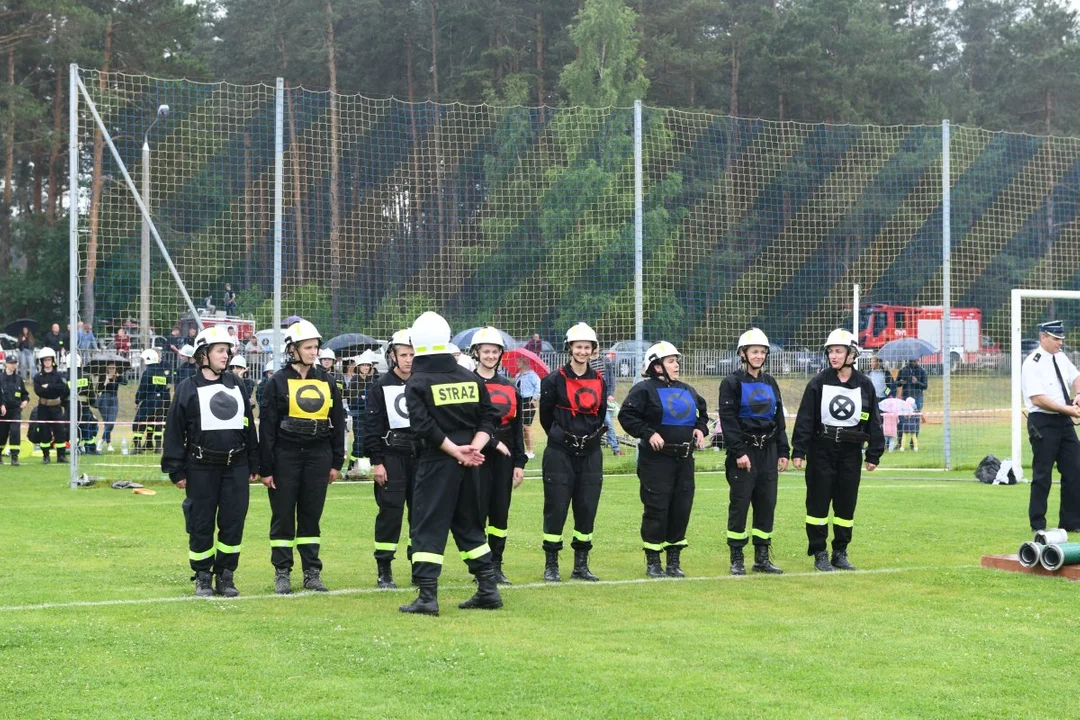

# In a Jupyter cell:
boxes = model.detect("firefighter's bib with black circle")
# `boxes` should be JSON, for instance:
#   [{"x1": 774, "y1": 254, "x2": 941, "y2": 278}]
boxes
[
  {"x1": 197, "y1": 384, "x2": 246, "y2": 431},
  {"x1": 287, "y1": 378, "x2": 332, "y2": 420},
  {"x1": 560, "y1": 371, "x2": 602, "y2": 416},
  {"x1": 820, "y1": 386, "x2": 862, "y2": 428},
  {"x1": 739, "y1": 381, "x2": 776, "y2": 421},
  {"x1": 657, "y1": 387, "x2": 696, "y2": 427},
  {"x1": 383, "y1": 385, "x2": 411, "y2": 429},
  {"x1": 487, "y1": 383, "x2": 518, "y2": 426}
]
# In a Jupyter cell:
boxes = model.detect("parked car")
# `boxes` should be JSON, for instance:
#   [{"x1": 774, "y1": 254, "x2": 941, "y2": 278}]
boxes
[{"x1": 606, "y1": 340, "x2": 651, "y2": 377}]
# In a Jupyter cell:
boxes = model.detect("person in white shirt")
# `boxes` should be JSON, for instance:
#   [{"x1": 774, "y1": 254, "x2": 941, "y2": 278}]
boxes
[{"x1": 1020, "y1": 320, "x2": 1080, "y2": 532}]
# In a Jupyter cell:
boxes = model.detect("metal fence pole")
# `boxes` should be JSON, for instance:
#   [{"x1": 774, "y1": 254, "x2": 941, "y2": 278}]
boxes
[
  {"x1": 633, "y1": 100, "x2": 643, "y2": 350},
  {"x1": 942, "y1": 119, "x2": 952, "y2": 470},
  {"x1": 68, "y1": 64, "x2": 80, "y2": 489},
  {"x1": 272, "y1": 79, "x2": 284, "y2": 362}
]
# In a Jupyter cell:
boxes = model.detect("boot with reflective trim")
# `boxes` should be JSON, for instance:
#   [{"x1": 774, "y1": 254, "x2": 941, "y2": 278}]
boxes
[
  {"x1": 274, "y1": 568, "x2": 292, "y2": 595},
  {"x1": 399, "y1": 580, "x2": 439, "y2": 616},
  {"x1": 193, "y1": 571, "x2": 215, "y2": 597},
  {"x1": 215, "y1": 569, "x2": 240, "y2": 597},
  {"x1": 570, "y1": 549, "x2": 599, "y2": 581},
  {"x1": 752, "y1": 545, "x2": 783, "y2": 574},
  {"x1": 492, "y1": 561, "x2": 512, "y2": 585},
  {"x1": 814, "y1": 551, "x2": 835, "y2": 572},
  {"x1": 645, "y1": 550, "x2": 666, "y2": 579},
  {"x1": 376, "y1": 560, "x2": 396, "y2": 589},
  {"x1": 303, "y1": 568, "x2": 329, "y2": 592},
  {"x1": 665, "y1": 547, "x2": 685, "y2": 578},
  {"x1": 729, "y1": 547, "x2": 746, "y2": 576},
  {"x1": 543, "y1": 551, "x2": 561, "y2": 582},
  {"x1": 831, "y1": 550, "x2": 856, "y2": 571},
  {"x1": 459, "y1": 570, "x2": 503, "y2": 610}
]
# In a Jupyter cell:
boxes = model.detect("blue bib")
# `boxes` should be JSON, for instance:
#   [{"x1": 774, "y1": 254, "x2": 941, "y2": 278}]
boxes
[
  {"x1": 657, "y1": 387, "x2": 697, "y2": 427},
  {"x1": 739, "y1": 381, "x2": 776, "y2": 420}
]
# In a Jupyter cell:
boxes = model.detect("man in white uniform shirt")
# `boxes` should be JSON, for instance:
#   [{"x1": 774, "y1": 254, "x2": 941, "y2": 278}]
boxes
[{"x1": 1021, "y1": 320, "x2": 1080, "y2": 532}]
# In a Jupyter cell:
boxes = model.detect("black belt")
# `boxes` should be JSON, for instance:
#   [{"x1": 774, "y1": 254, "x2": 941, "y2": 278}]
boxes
[
  {"x1": 493, "y1": 425, "x2": 513, "y2": 443},
  {"x1": 554, "y1": 426, "x2": 607, "y2": 456},
  {"x1": 39, "y1": 398, "x2": 61, "y2": 407},
  {"x1": 817, "y1": 425, "x2": 869, "y2": 444},
  {"x1": 744, "y1": 429, "x2": 776, "y2": 449},
  {"x1": 280, "y1": 417, "x2": 330, "y2": 436},
  {"x1": 187, "y1": 443, "x2": 247, "y2": 466},
  {"x1": 382, "y1": 430, "x2": 422, "y2": 455},
  {"x1": 658, "y1": 442, "x2": 694, "y2": 459}
]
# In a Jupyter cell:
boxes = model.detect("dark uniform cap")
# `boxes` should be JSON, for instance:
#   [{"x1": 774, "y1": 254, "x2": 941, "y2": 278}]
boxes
[
  {"x1": 4, "y1": 354, "x2": 17, "y2": 363},
  {"x1": 1038, "y1": 320, "x2": 1066, "y2": 338}
]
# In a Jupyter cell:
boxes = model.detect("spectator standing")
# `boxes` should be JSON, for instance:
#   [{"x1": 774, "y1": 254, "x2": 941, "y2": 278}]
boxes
[
  {"x1": 868, "y1": 356, "x2": 889, "y2": 400},
  {"x1": 166, "y1": 328, "x2": 183, "y2": 368},
  {"x1": 114, "y1": 327, "x2": 131, "y2": 354},
  {"x1": 524, "y1": 333, "x2": 544, "y2": 355},
  {"x1": 96, "y1": 361, "x2": 126, "y2": 452},
  {"x1": 589, "y1": 347, "x2": 621, "y2": 456},
  {"x1": 514, "y1": 356, "x2": 540, "y2": 459},
  {"x1": 896, "y1": 358, "x2": 927, "y2": 452},
  {"x1": 42, "y1": 323, "x2": 65, "y2": 356},
  {"x1": 17, "y1": 327, "x2": 35, "y2": 380},
  {"x1": 223, "y1": 283, "x2": 238, "y2": 316},
  {"x1": 77, "y1": 322, "x2": 98, "y2": 352}
]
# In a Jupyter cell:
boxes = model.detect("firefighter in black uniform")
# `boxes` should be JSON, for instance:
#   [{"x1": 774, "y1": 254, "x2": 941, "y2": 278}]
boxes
[
  {"x1": 470, "y1": 327, "x2": 528, "y2": 585},
  {"x1": 228, "y1": 355, "x2": 256, "y2": 400},
  {"x1": 259, "y1": 319, "x2": 345, "y2": 595},
  {"x1": 399, "y1": 312, "x2": 503, "y2": 616},
  {"x1": 362, "y1": 330, "x2": 417, "y2": 589},
  {"x1": 175, "y1": 344, "x2": 196, "y2": 387},
  {"x1": 162, "y1": 326, "x2": 259, "y2": 597},
  {"x1": 717, "y1": 329, "x2": 790, "y2": 575},
  {"x1": 540, "y1": 322, "x2": 608, "y2": 583},
  {"x1": 0, "y1": 354, "x2": 28, "y2": 465},
  {"x1": 618, "y1": 341, "x2": 708, "y2": 579},
  {"x1": 70, "y1": 354, "x2": 100, "y2": 455},
  {"x1": 32, "y1": 347, "x2": 69, "y2": 464},
  {"x1": 132, "y1": 349, "x2": 171, "y2": 454},
  {"x1": 792, "y1": 329, "x2": 885, "y2": 572},
  {"x1": 347, "y1": 350, "x2": 380, "y2": 476}
]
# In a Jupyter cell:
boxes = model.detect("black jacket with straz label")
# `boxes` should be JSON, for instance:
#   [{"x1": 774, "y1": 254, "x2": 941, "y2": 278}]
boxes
[
  {"x1": 259, "y1": 363, "x2": 346, "y2": 475},
  {"x1": 405, "y1": 354, "x2": 499, "y2": 454}
]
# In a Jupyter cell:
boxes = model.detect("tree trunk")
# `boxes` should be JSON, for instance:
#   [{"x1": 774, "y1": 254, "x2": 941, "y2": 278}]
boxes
[
  {"x1": 535, "y1": 11, "x2": 544, "y2": 103},
  {"x1": 431, "y1": 0, "x2": 446, "y2": 259},
  {"x1": 1, "y1": 46, "x2": 14, "y2": 277},
  {"x1": 326, "y1": 0, "x2": 342, "y2": 323},
  {"x1": 729, "y1": 38, "x2": 740, "y2": 117},
  {"x1": 84, "y1": 17, "x2": 113, "y2": 328},
  {"x1": 287, "y1": 90, "x2": 305, "y2": 276},
  {"x1": 244, "y1": 130, "x2": 253, "y2": 289},
  {"x1": 46, "y1": 64, "x2": 63, "y2": 225},
  {"x1": 406, "y1": 30, "x2": 420, "y2": 248}
]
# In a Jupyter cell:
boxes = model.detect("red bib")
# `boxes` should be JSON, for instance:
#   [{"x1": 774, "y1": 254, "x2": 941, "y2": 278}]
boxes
[
  {"x1": 560, "y1": 370, "x2": 603, "y2": 416},
  {"x1": 488, "y1": 384, "x2": 518, "y2": 426}
]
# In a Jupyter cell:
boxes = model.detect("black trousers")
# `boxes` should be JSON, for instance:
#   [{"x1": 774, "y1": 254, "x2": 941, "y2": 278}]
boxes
[
  {"x1": 804, "y1": 440, "x2": 864, "y2": 555},
  {"x1": 1028, "y1": 413, "x2": 1080, "y2": 530},
  {"x1": 268, "y1": 441, "x2": 331, "y2": 571},
  {"x1": 0, "y1": 409, "x2": 22, "y2": 450},
  {"x1": 409, "y1": 451, "x2": 492, "y2": 582},
  {"x1": 182, "y1": 460, "x2": 250, "y2": 573},
  {"x1": 349, "y1": 409, "x2": 366, "y2": 462},
  {"x1": 36, "y1": 404, "x2": 67, "y2": 450},
  {"x1": 638, "y1": 449, "x2": 695, "y2": 551},
  {"x1": 480, "y1": 449, "x2": 515, "y2": 562},
  {"x1": 542, "y1": 445, "x2": 603, "y2": 552},
  {"x1": 725, "y1": 442, "x2": 779, "y2": 548},
  {"x1": 77, "y1": 403, "x2": 98, "y2": 446},
  {"x1": 133, "y1": 402, "x2": 166, "y2": 446},
  {"x1": 374, "y1": 452, "x2": 416, "y2": 561}
]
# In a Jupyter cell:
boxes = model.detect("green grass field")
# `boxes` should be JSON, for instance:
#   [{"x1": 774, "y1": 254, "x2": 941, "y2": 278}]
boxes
[{"x1": 2, "y1": 458, "x2": 1075, "y2": 718}]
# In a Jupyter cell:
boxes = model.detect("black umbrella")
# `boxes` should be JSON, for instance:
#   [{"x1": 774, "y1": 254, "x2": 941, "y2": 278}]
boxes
[
  {"x1": 84, "y1": 352, "x2": 129, "y2": 374},
  {"x1": 4, "y1": 318, "x2": 38, "y2": 337},
  {"x1": 325, "y1": 332, "x2": 380, "y2": 356}
]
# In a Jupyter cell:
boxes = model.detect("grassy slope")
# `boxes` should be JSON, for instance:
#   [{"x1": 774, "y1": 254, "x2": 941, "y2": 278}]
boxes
[{"x1": 1, "y1": 462, "x2": 1074, "y2": 718}]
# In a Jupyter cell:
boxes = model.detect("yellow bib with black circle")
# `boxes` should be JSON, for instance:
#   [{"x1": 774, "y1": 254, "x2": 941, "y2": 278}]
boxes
[{"x1": 287, "y1": 378, "x2": 332, "y2": 420}]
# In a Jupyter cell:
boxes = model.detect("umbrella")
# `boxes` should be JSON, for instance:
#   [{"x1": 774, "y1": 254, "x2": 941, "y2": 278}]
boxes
[
  {"x1": 4, "y1": 318, "x2": 38, "y2": 337},
  {"x1": 83, "y1": 352, "x2": 128, "y2": 373},
  {"x1": 451, "y1": 327, "x2": 519, "y2": 351},
  {"x1": 877, "y1": 338, "x2": 935, "y2": 363},
  {"x1": 503, "y1": 347, "x2": 550, "y2": 379},
  {"x1": 325, "y1": 332, "x2": 380, "y2": 357},
  {"x1": 878, "y1": 397, "x2": 914, "y2": 415},
  {"x1": 281, "y1": 315, "x2": 304, "y2": 328}
]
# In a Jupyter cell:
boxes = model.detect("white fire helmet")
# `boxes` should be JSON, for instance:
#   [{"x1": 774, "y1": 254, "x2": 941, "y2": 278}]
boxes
[
  {"x1": 824, "y1": 328, "x2": 860, "y2": 364},
  {"x1": 178, "y1": 344, "x2": 195, "y2": 359},
  {"x1": 565, "y1": 322, "x2": 598, "y2": 350},
  {"x1": 642, "y1": 341, "x2": 680, "y2": 377},
  {"x1": 264, "y1": 360, "x2": 275, "y2": 375},
  {"x1": 737, "y1": 328, "x2": 770, "y2": 353},
  {"x1": 283, "y1": 319, "x2": 322, "y2": 348},
  {"x1": 37, "y1": 347, "x2": 57, "y2": 362},
  {"x1": 228, "y1": 355, "x2": 247, "y2": 369},
  {"x1": 318, "y1": 348, "x2": 336, "y2": 362},
  {"x1": 140, "y1": 348, "x2": 160, "y2": 365},
  {"x1": 193, "y1": 326, "x2": 234, "y2": 358},
  {"x1": 410, "y1": 312, "x2": 453, "y2": 357}
]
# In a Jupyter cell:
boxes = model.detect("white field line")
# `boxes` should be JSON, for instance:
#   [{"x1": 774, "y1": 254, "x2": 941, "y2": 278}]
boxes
[{"x1": 0, "y1": 564, "x2": 979, "y2": 614}]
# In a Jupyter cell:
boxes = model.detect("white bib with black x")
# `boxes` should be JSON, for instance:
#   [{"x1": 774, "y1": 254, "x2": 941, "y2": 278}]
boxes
[
  {"x1": 820, "y1": 385, "x2": 862, "y2": 428},
  {"x1": 383, "y1": 385, "x2": 410, "y2": 430},
  {"x1": 197, "y1": 384, "x2": 245, "y2": 431}
]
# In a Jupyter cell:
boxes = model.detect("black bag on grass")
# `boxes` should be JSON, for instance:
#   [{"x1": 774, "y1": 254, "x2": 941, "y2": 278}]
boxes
[{"x1": 975, "y1": 454, "x2": 1001, "y2": 484}]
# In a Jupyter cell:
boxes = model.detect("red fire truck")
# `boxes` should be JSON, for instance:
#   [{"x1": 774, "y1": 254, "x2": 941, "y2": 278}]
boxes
[{"x1": 858, "y1": 303, "x2": 999, "y2": 364}]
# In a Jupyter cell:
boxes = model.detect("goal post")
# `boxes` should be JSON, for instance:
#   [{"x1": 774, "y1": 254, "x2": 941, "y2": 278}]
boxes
[{"x1": 1010, "y1": 288, "x2": 1080, "y2": 482}]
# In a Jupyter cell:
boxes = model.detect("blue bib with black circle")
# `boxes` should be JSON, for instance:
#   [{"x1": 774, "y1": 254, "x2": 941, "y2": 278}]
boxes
[
  {"x1": 739, "y1": 381, "x2": 776, "y2": 420},
  {"x1": 657, "y1": 387, "x2": 696, "y2": 427}
]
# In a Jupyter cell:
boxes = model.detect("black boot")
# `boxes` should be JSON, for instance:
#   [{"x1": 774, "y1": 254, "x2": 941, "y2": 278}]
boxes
[
  {"x1": 193, "y1": 570, "x2": 215, "y2": 597},
  {"x1": 274, "y1": 568, "x2": 292, "y2": 594},
  {"x1": 303, "y1": 568, "x2": 329, "y2": 592},
  {"x1": 571, "y1": 549, "x2": 599, "y2": 581},
  {"x1": 645, "y1": 550, "x2": 666, "y2": 579},
  {"x1": 492, "y1": 561, "x2": 512, "y2": 585},
  {"x1": 399, "y1": 580, "x2": 439, "y2": 616},
  {"x1": 9, "y1": 451, "x2": 19, "y2": 467},
  {"x1": 215, "y1": 569, "x2": 240, "y2": 597},
  {"x1": 56, "y1": 448, "x2": 68, "y2": 463},
  {"x1": 0, "y1": 453, "x2": 4, "y2": 464},
  {"x1": 459, "y1": 570, "x2": 503, "y2": 610},
  {"x1": 729, "y1": 546, "x2": 746, "y2": 576},
  {"x1": 665, "y1": 547, "x2": 685, "y2": 578},
  {"x1": 752, "y1": 545, "x2": 783, "y2": 574},
  {"x1": 831, "y1": 550, "x2": 856, "y2": 571},
  {"x1": 814, "y1": 551, "x2": 835, "y2": 572},
  {"x1": 42, "y1": 449, "x2": 50, "y2": 464},
  {"x1": 543, "y1": 550, "x2": 561, "y2": 582},
  {"x1": 376, "y1": 560, "x2": 397, "y2": 589}
]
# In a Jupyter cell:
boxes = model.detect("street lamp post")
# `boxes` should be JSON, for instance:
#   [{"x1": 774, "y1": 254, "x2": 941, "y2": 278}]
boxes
[{"x1": 141, "y1": 104, "x2": 169, "y2": 353}]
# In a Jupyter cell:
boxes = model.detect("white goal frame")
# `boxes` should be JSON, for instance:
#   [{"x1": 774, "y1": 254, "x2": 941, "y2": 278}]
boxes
[{"x1": 1011, "y1": 289, "x2": 1080, "y2": 482}]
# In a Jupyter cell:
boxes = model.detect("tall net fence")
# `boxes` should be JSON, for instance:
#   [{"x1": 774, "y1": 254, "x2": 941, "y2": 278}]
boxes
[{"x1": 60, "y1": 68, "x2": 1080, "y2": 479}]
